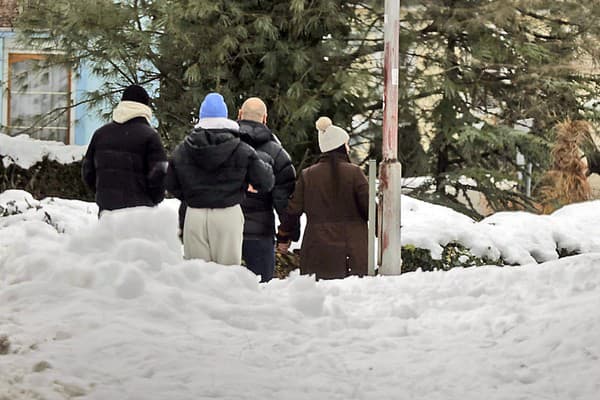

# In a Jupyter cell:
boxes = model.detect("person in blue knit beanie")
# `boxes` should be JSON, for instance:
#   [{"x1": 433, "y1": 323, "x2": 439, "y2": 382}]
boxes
[
  {"x1": 166, "y1": 92, "x2": 275, "y2": 266},
  {"x1": 199, "y1": 92, "x2": 228, "y2": 119}
]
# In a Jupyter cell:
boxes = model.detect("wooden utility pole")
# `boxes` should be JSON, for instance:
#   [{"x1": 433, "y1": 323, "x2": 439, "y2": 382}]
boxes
[{"x1": 378, "y1": 0, "x2": 402, "y2": 275}]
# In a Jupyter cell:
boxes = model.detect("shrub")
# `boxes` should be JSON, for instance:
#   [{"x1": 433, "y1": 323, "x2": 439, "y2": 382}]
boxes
[
  {"x1": 401, "y1": 242, "x2": 503, "y2": 273},
  {"x1": 273, "y1": 242, "x2": 504, "y2": 279},
  {"x1": 0, "y1": 157, "x2": 93, "y2": 201}
]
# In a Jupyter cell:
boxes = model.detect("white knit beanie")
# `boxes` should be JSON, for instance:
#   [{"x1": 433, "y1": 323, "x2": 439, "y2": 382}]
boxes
[{"x1": 316, "y1": 116, "x2": 350, "y2": 153}]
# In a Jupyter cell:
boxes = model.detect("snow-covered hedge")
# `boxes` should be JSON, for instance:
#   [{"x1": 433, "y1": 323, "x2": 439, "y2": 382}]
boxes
[
  {"x1": 0, "y1": 134, "x2": 92, "y2": 201},
  {"x1": 3, "y1": 190, "x2": 600, "y2": 274},
  {"x1": 401, "y1": 195, "x2": 600, "y2": 269}
]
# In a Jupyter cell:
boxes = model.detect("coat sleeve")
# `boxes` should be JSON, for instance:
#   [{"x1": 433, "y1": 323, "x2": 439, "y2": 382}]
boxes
[
  {"x1": 81, "y1": 133, "x2": 97, "y2": 192},
  {"x1": 165, "y1": 156, "x2": 183, "y2": 200},
  {"x1": 178, "y1": 201, "x2": 187, "y2": 231},
  {"x1": 271, "y1": 147, "x2": 296, "y2": 216},
  {"x1": 145, "y1": 132, "x2": 168, "y2": 205},
  {"x1": 353, "y1": 166, "x2": 369, "y2": 221},
  {"x1": 246, "y1": 148, "x2": 275, "y2": 193},
  {"x1": 277, "y1": 171, "x2": 305, "y2": 242}
]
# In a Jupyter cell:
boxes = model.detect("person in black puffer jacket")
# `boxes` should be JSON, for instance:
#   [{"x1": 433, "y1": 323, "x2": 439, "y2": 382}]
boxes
[
  {"x1": 237, "y1": 97, "x2": 296, "y2": 282},
  {"x1": 166, "y1": 93, "x2": 274, "y2": 266},
  {"x1": 82, "y1": 84, "x2": 167, "y2": 213}
]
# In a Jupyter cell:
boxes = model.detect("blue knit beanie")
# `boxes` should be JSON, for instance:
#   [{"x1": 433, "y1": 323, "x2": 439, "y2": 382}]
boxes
[{"x1": 199, "y1": 92, "x2": 228, "y2": 119}]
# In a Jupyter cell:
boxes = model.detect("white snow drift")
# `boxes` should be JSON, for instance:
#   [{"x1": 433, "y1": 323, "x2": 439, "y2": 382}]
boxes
[{"x1": 0, "y1": 190, "x2": 599, "y2": 399}]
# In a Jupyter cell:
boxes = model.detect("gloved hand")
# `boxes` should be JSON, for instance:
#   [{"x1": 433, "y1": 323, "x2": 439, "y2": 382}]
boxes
[
  {"x1": 276, "y1": 230, "x2": 291, "y2": 254},
  {"x1": 276, "y1": 240, "x2": 290, "y2": 254}
]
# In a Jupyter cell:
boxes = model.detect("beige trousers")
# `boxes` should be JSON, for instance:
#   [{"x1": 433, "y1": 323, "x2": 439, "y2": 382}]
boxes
[{"x1": 183, "y1": 205, "x2": 244, "y2": 265}]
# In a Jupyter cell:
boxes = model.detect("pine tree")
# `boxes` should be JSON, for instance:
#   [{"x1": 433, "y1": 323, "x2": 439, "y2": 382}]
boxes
[
  {"x1": 17, "y1": 0, "x2": 600, "y2": 218},
  {"x1": 400, "y1": 0, "x2": 600, "y2": 217},
  {"x1": 16, "y1": 0, "x2": 385, "y2": 166}
]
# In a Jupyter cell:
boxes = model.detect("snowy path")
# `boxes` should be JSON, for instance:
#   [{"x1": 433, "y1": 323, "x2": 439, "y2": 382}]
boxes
[{"x1": 1, "y1": 193, "x2": 599, "y2": 399}]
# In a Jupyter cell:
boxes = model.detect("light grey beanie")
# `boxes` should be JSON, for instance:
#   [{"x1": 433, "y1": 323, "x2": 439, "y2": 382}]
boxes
[{"x1": 316, "y1": 116, "x2": 349, "y2": 153}]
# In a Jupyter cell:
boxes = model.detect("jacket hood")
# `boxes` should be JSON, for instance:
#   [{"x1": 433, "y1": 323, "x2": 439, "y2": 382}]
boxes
[
  {"x1": 239, "y1": 120, "x2": 276, "y2": 147},
  {"x1": 112, "y1": 101, "x2": 153, "y2": 124},
  {"x1": 183, "y1": 128, "x2": 240, "y2": 170}
]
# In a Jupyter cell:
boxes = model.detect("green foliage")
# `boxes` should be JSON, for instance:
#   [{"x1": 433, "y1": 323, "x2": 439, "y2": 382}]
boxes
[
  {"x1": 273, "y1": 241, "x2": 504, "y2": 279},
  {"x1": 0, "y1": 334, "x2": 10, "y2": 355},
  {"x1": 275, "y1": 251, "x2": 301, "y2": 279},
  {"x1": 401, "y1": 242, "x2": 503, "y2": 273},
  {"x1": 0, "y1": 158, "x2": 93, "y2": 202},
  {"x1": 399, "y1": 0, "x2": 600, "y2": 216},
  {"x1": 14, "y1": 0, "x2": 600, "y2": 215},
  {"x1": 16, "y1": 0, "x2": 385, "y2": 163}
]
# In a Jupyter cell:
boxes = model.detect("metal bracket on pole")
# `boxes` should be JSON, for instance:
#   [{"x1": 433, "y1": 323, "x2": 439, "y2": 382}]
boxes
[{"x1": 368, "y1": 159, "x2": 377, "y2": 276}]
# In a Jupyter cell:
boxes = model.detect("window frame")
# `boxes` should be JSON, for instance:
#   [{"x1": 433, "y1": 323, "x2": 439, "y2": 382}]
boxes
[{"x1": 6, "y1": 52, "x2": 72, "y2": 144}]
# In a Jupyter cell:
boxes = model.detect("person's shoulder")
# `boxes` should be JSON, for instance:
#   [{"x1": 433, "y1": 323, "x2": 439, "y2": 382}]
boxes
[
  {"x1": 135, "y1": 121, "x2": 159, "y2": 135},
  {"x1": 303, "y1": 162, "x2": 320, "y2": 176},
  {"x1": 89, "y1": 122, "x2": 118, "y2": 143},
  {"x1": 259, "y1": 137, "x2": 284, "y2": 155},
  {"x1": 172, "y1": 141, "x2": 188, "y2": 156},
  {"x1": 343, "y1": 161, "x2": 364, "y2": 172},
  {"x1": 347, "y1": 162, "x2": 367, "y2": 178},
  {"x1": 236, "y1": 140, "x2": 256, "y2": 156},
  {"x1": 94, "y1": 121, "x2": 118, "y2": 134},
  {"x1": 131, "y1": 122, "x2": 161, "y2": 144}
]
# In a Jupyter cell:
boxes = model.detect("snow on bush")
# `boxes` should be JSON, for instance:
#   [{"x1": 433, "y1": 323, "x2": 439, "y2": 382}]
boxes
[
  {"x1": 0, "y1": 133, "x2": 86, "y2": 169},
  {"x1": 401, "y1": 195, "x2": 600, "y2": 265}
]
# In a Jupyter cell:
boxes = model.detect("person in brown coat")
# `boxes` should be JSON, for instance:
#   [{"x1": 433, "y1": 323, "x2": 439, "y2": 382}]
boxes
[{"x1": 277, "y1": 117, "x2": 369, "y2": 280}]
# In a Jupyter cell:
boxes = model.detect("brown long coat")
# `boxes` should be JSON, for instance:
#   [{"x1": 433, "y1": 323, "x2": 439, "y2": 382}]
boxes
[{"x1": 283, "y1": 152, "x2": 369, "y2": 279}]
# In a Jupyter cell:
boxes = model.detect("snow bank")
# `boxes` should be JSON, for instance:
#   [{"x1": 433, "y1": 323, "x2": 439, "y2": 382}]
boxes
[
  {"x1": 0, "y1": 190, "x2": 98, "y2": 234},
  {"x1": 1, "y1": 193, "x2": 599, "y2": 398},
  {"x1": 0, "y1": 133, "x2": 86, "y2": 169},
  {"x1": 401, "y1": 196, "x2": 600, "y2": 264},
  {"x1": 3, "y1": 189, "x2": 600, "y2": 267}
]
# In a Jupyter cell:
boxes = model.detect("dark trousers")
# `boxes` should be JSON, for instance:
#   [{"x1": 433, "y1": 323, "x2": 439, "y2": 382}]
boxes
[{"x1": 242, "y1": 238, "x2": 275, "y2": 283}]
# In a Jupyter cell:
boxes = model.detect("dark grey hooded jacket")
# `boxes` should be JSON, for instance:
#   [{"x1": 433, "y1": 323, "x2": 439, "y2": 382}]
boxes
[{"x1": 166, "y1": 120, "x2": 274, "y2": 209}]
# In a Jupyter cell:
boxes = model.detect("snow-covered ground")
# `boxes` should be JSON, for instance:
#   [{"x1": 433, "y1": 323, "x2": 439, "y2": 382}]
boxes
[{"x1": 1, "y1": 190, "x2": 599, "y2": 399}]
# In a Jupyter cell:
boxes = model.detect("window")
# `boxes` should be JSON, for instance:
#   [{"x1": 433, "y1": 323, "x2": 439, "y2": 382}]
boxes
[{"x1": 7, "y1": 53, "x2": 71, "y2": 144}]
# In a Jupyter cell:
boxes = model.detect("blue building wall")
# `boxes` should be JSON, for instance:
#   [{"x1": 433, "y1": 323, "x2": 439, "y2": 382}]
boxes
[{"x1": 72, "y1": 63, "x2": 107, "y2": 145}]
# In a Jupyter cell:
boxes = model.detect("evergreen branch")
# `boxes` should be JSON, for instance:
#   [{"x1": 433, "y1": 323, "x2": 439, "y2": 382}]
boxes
[{"x1": 516, "y1": 8, "x2": 582, "y2": 28}]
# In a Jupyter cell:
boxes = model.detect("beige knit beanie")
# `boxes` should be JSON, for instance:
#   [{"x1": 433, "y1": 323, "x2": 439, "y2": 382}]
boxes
[{"x1": 315, "y1": 116, "x2": 350, "y2": 153}]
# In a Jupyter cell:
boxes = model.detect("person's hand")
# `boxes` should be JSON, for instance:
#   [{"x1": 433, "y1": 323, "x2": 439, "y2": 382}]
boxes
[
  {"x1": 247, "y1": 184, "x2": 258, "y2": 193},
  {"x1": 276, "y1": 240, "x2": 290, "y2": 254}
]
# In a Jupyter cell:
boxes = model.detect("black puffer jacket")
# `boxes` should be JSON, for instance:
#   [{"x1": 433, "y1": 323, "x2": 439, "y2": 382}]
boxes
[
  {"x1": 166, "y1": 125, "x2": 274, "y2": 208},
  {"x1": 82, "y1": 117, "x2": 167, "y2": 212},
  {"x1": 238, "y1": 120, "x2": 296, "y2": 239}
]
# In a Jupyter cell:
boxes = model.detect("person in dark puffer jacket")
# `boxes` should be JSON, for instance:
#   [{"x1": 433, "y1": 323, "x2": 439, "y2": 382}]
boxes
[
  {"x1": 82, "y1": 84, "x2": 167, "y2": 214},
  {"x1": 237, "y1": 97, "x2": 296, "y2": 282},
  {"x1": 166, "y1": 92, "x2": 274, "y2": 265}
]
